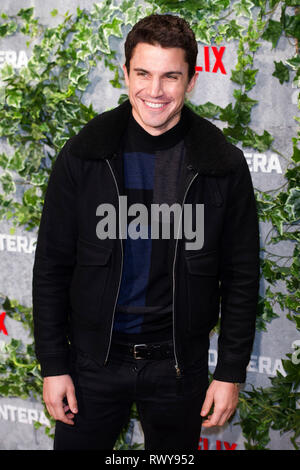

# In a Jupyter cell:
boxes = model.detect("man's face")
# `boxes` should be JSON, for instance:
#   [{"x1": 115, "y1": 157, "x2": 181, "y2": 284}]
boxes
[{"x1": 123, "y1": 42, "x2": 198, "y2": 136}]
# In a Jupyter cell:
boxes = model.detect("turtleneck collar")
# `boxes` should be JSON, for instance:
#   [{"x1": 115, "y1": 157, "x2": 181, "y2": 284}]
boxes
[{"x1": 126, "y1": 105, "x2": 191, "y2": 152}]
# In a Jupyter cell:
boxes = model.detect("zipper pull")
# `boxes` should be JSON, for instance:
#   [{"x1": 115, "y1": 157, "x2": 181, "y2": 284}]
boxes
[
  {"x1": 175, "y1": 364, "x2": 181, "y2": 378},
  {"x1": 175, "y1": 364, "x2": 184, "y2": 396}
]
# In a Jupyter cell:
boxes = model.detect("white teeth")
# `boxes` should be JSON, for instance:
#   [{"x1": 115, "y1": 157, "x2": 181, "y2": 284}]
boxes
[{"x1": 144, "y1": 101, "x2": 166, "y2": 108}]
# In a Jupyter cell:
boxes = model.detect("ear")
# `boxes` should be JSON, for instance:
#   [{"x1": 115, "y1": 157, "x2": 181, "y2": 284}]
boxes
[
  {"x1": 186, "y1": 72, "x2": 199, "y2": 93},
  {"x1": 123, "y1": 64, "x2": 129, "y2": 87}
]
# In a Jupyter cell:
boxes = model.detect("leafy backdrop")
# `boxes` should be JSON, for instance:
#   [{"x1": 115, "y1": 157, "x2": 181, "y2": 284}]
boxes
[{"x1": 0, "y1": 0, "x2": 299, "y2": 450}]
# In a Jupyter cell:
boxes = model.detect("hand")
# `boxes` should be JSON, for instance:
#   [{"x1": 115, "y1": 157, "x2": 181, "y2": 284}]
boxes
[
  {"x1": 200, "y1": 379, "x2": 239, "y2": 428},
  {"x1": 43, "y1": 374, "x2": 78, "y2": 425}
]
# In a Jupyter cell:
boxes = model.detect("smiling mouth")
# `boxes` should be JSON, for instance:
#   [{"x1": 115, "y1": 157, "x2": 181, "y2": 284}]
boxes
[{"x1": 142, "y1": 99, "x2": 170, "y2": 110}]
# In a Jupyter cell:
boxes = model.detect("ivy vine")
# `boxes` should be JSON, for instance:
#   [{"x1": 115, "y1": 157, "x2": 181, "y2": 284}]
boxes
[{"x1": 0, "y1": 0, "x2": 299, "y2": 450}]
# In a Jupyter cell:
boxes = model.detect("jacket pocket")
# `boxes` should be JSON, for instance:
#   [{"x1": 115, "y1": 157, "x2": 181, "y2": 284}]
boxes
[
  {"x1": 185, "y1": 249, "x2": 219, "y2": 276},
  {"x1": 69, "y1": 237, "x2": 112, "y2": 327},
  {"x1": 185, "y1": 250, "x2": 220, "y2": 333}
]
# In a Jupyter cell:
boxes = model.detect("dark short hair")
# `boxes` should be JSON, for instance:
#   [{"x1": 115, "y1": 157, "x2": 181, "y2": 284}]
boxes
[{"x1": 124, "y1": 14, "x2": 198, "y2": 82}]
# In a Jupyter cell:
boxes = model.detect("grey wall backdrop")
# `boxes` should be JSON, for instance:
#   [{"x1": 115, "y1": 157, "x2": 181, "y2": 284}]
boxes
[{"x1": 0, "y1": 0, "x2": 298, "y2": 450}]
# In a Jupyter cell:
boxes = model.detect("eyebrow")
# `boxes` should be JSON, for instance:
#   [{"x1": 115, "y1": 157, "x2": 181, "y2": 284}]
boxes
[{"x1": 133, "y1": 68, "x2": 183, "y2": 76}]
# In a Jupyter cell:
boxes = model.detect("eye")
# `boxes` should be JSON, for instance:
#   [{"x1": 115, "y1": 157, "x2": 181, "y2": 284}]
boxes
[{"x1": 166, "y1": 75, "x2": 178, "y2": 80}]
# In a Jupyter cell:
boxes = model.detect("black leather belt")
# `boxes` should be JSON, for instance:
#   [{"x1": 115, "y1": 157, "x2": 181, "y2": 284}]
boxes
[{"x1": 111, "y1": 341, "x2": 174, "y2": 360}]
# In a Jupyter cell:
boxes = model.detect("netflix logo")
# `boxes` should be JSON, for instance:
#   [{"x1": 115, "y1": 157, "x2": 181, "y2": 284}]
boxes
[
  {"x1": 195, "y1": 46, "x2": 227, "y2": 75},
  {"x1": 0, "y1": 312, "x2": 7, "y2": 336},
  {"x1": 198, "y1": 437, "x2": 237, "y2": 450}
]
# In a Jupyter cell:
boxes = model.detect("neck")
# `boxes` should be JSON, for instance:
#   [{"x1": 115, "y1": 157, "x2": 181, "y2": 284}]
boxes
[{"x1": 131, "y1": 108, "x2": 182, "y2": 136}]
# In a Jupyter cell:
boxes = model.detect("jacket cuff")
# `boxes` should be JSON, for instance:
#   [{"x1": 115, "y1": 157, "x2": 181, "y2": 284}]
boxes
[
  {"x1": 213, "y1": 360, "x2": 247, "y2": 383},
  {"x1": 38, "y1": 352, "x2": 71, "y2": 378}
]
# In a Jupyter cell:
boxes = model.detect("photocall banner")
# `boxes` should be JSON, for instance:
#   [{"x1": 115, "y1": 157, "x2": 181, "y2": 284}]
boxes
[{"x1": 0, "y1": 0, "x2": 298, "y2": 451}]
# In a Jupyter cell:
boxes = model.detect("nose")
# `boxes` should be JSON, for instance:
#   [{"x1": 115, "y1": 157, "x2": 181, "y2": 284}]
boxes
[{"x1": 148, "y1": 77, "x2": 163, "y2": 98}]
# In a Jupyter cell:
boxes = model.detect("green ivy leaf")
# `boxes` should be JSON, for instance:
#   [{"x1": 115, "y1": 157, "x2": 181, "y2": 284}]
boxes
[
  {"x1": 284, "y1": 0, "x2": 300, "y2": 4},
  {"x1": 225, "y1": 19, "x2": 245, "y2": 40},
  {"x1": 257, "y1": 294, "x2": 280, "y2": 330},
  {"x1": 1, "y1": 64, "x2": 14, "y2": 81},
  {"x1": 0, "y1": 23, "x2": 8, "y2": 37},
  {"x1": 92, "y1": 0, "x2": 118, "y2": 22},
  {"x1": 231, "y1": 68, "x2": 258, "y2": 91},
  {"x1": 219, "y1": 103, "x2": 238, "y2": 125},
  {"x1": 0, "y1": 171, "x2": 16, "y2": 194},
  {"x1": 17, "y1": 7, "x2": 34, "y2": 22},
  {"x1": 31, "y1": 123, "x2": 46, "y2": 141},
  {"x1": 103, "y1": 17, "x2": 123, "y2": 39},
  {"x1": 0, "y1": 153, "x2": 9, "y2": 169},
  {"x1": 251, "y1": 130, "x2": 274, "y2": 152},
  {"x1": 233, "y1": 92, "x2": 258, "y2": 125},
  {"x1": 30, "y1": 172, "x2": 47, "y2": 186},
  {"x1": 68, "y1": 66, "x2": 88, "y2": 85},
  {"x1": 262, "y1": 19, "x2": 282, "y2": 48},
  {"x1": 8, "y1": 150, "x2": 26, "y2": 172},
  {"x1": 281, "y1": 7, "x2": 300, "y2": 40},
  {"x1": 118, "y1": 93, "x2": 129, "y2": 105},
  {"x1": 286, "y1": 55, "x2": 300, "y2": 70},
  {"x1": 291, "y1": 139, "x2": 300, "y2": 164},
  {"x1": 98, "y1": 26, "x2": 111, "y2": 54},
  {"x1": 185, "y1": 100, "x2": 221, "y2": 119},
  {"x1": 124, "y1": 5, "x2": 145, "y2": 27},
  {"x1": 119, "y1": 0, "x2": 135, "y2": 12},
  {"x1": 197, "y1": 102, "x2": 222, "y2": 118},
  {"x1": 285, "y1": 187, "x2": 300, "y2": 221},
  {"x1": 222, "y1": 124, "x2": 245, "y2": 144},
  {"x1": 23, "y1": 187, "x2": 39, "y2": 208},
  {"x1": 193, "y1": 19, "x2": 215, "y2": 44},
  {"x1": 273, "y1": 60, "x2": 290, "y2": 84},
  {"x1": 233, "y1": 0, "x2": 255, "y2": 18}
]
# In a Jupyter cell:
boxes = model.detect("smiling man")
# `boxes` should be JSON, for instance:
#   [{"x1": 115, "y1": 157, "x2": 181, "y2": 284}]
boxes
[
  {"x1": 33, "y1": 14, "x2": 260, "y2": 450},
  {"x1": 123, "y1": 42, "x2": 197, "y2": 135}
]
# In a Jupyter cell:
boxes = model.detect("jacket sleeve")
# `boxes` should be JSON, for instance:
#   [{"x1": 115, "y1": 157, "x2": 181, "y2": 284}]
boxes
[
  {"x1": 32, "y1": 139, "x2": 79, "y2": 377},
  {"x1": 213, "y1": 147, "x2": 260, "y2": 383}
]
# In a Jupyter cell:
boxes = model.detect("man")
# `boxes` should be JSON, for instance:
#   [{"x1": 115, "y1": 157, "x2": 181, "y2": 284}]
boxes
[{"x1": 32, "y1": 14, "x2": 260, "y2": 450}]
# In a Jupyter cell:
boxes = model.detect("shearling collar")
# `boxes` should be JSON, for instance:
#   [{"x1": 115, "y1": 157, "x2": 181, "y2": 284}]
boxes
[{"x1": 69, "y1": 98, "x2": 238, "y2": 176}]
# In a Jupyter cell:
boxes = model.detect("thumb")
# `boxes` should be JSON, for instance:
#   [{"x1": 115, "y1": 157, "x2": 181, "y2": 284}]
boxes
[
  {"x1": 200, "y1": 391, "x2": 213, "y2": 417},
  {"x1": 66, "y1": 385, "x2": 78, "y2": 414}
]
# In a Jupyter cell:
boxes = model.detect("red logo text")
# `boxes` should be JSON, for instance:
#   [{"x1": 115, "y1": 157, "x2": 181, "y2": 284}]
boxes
[
  {"x1": 198, "y1": 437, "x2": 237, "y2": 450},
  {"x1": 0, "y1": 312, "x2": 8, "y2": 336},
  {"x1": 195, "y1": 46, "x2": 227, "y2": 74}
]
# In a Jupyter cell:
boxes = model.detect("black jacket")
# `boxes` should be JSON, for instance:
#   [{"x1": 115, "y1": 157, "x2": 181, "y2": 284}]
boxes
[{"x1": 32, "y1": 98, "x2": 260, "y2": 383}]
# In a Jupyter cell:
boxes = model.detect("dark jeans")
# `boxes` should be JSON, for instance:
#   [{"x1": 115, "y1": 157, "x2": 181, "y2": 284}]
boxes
[{"x1": 53, "y1": 341, "x2": 209, "y2": 450}]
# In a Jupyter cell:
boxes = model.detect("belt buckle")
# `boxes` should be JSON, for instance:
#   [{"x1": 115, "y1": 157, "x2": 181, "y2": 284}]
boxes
[{"x1": 133, "y1": 344, "x2": 147, "y2": 360}]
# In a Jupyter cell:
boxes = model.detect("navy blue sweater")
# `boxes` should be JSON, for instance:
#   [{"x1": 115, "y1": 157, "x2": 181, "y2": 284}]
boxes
[{"x1": 112, "y1": 110, "x2": 191, "y2": 343}]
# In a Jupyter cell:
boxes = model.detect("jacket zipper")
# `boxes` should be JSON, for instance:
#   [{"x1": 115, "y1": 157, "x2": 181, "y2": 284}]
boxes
[
  {"x1": 172, "y1": 170, "x2": 199, "y2": 378},
  {"x1": 103, "y1": 157, "x2": 199, "y2": 372},
  {"x1": 103, "y1": 158, "x2": 124, "y2": 365}
]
